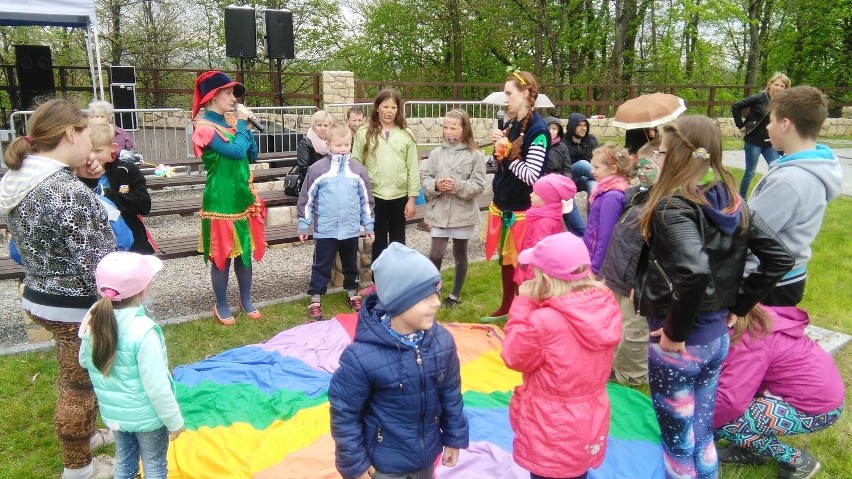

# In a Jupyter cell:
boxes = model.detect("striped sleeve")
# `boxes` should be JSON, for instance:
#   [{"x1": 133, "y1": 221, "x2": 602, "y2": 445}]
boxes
[{"x1": 508, "y1": 133, "x2": 547, "y2": 186}]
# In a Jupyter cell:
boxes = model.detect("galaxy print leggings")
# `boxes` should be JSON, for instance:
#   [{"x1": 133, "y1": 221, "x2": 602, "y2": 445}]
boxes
[{"x1": 649, "y1": 334, "x2": 729, "y2": 479}]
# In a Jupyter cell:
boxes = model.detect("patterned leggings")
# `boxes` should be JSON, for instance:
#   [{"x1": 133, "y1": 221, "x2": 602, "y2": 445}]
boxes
[
  {"x1": 649, "y1": 334, "x2": 729, "y2": 479},
  {"x1": 716, "y1": 396, "x2": 844, "y2": 464},
  {"x1": 30, "y1": 314, "x2": 98, "y2": 469}
]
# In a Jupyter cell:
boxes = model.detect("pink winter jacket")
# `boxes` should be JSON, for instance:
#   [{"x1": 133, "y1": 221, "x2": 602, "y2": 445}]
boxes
[
  {"x1": 502, "y1": 289, "x2": 622, "y2": 478},
  {"x1": 714, "y1": 305, "x2": 845, "y2": 429}
]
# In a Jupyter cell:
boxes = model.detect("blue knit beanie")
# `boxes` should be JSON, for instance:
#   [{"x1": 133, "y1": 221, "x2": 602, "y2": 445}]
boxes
[{"x1": 372, "y1": 243, "x2": 441, "y2": 317}]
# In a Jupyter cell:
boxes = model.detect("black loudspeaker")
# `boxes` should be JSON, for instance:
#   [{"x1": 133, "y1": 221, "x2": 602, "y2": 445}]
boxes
[
  {"x1": 224, "y1": 7, "x2": 257, "y2": 58},
  {"x1": 264, "y1": 10, "x2": 295, "y2": 59},
  {"x1": 15, "y1": 45, "x2": 55, "y2": 110},
  {"x1": 109, "y1": 66, "x2": 136, "y2": 84},
  {"x1": 110, "y1": 84, "x2": 138, "y2": 131}
]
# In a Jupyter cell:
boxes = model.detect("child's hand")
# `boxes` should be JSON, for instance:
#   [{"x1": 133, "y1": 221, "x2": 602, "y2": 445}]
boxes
[
  {"x1": 365, "y1": 233, "x2": 375, "y2": 244},
  {"x1": 169, "y1": 427, "x2": 184, "y2": 440},
  {"x1": 442, "y1": 177, "x2": 456, "y2": 191},
  {"x1": 442, "y1": 447, "x2": 460, "y2": 467},
  {"x1": 354, "y1": 465, "x2": 376, "y2": 479},
  {"x1": 298, "y1": 234, "x2": 309, "y2": 242},
  {"x1": 650, "y1": 328, "x2": 686, "y2": 354},
  {"x1": 84, "y1": 157, "x2": 104, "y2": 177}
]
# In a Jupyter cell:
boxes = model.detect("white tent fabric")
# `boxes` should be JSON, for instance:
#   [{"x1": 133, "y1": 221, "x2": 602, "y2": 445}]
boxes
[{"x1": 0, "y1": 0, "x2": 104, "y2": 100}]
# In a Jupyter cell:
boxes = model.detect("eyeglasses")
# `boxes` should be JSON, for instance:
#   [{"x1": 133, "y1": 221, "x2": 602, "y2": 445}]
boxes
[{"x1": 653, "y1": 150, "x2": 667, "y2": 162}]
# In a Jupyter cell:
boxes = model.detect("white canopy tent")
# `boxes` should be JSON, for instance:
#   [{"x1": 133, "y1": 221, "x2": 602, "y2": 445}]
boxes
[{"x1": 0, "y1": 0, "x2": 105, "y2": 102}]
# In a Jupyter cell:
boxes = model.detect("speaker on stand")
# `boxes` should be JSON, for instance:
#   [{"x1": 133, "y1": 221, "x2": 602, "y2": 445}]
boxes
[
  {"x1": 15, "y1": 45, "x2": 56, "y2": 111},
  {"x1": 264, "y1": 9, "x2": 295, "y2": 106},
  {"x1": 225, "y1": 5, "x2": 257, "y2": 102},
  {"x1": 109, "y1": 66, "x2": 138, "y2": 131}
]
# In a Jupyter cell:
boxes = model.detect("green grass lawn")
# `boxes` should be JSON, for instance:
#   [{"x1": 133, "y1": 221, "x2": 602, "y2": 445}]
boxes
[{"x1": 1, "y1": 184, "x2": 850, "y2": 478}]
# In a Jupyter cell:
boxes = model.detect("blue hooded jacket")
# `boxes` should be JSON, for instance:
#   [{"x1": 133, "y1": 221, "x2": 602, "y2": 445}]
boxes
[{"x1": 328, "y1": 294, "x2": 469, "y2": 478}]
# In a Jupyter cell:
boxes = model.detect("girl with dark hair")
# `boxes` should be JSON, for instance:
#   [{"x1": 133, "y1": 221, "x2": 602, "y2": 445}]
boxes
[
  {"x1": 352, "y1": 89, "x2": 420, "y2": 262},
  {"x1": 481, "y1": 71, "x2": 550, "y2": 322}
]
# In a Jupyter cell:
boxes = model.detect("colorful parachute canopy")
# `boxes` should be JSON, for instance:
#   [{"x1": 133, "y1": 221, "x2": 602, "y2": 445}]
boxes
[{"x1": 169, "y1": 314, "x2": 664, "y2": 478}]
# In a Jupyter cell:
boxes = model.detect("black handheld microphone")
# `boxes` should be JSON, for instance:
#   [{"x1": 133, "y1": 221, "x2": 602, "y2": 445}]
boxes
[
  {"x1": 234, "y1": 104, "x2": 266, "y2": 133},
  {"x1": 496, "y1": 110, "x2": 505, "y2": 130}
]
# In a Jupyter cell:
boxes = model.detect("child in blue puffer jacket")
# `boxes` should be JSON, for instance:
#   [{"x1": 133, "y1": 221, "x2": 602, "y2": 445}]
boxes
[{"x1": 329, "y1": 242, "x2": 469, "y2": 479}]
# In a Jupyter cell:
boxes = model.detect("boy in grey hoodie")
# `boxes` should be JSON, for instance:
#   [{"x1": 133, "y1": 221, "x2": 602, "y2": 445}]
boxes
[{"x1": 748, "y1": 86, "x2": 843, "y2": 306}]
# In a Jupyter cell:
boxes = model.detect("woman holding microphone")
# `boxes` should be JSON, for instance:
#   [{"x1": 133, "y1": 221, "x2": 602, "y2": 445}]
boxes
[{"x1": 191, "y1": 71, "x2": 266, "y2": 325}]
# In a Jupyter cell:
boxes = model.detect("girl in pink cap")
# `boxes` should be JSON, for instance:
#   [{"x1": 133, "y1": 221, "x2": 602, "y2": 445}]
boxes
[
  {"x1": 512, "y1": 174, "x2": 576, "y2": 285},
  {"x1": 79, "y1": 252, "x2": 184, "y2": 479},
  {"x1": 502, "y1": 232, "x2": 622, "y2": 479}
]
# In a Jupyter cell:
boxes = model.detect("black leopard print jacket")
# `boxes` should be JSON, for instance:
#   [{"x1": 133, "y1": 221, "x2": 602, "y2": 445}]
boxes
[{"x1": 8, "y1": 169, "x2": 116, "y2": 308}]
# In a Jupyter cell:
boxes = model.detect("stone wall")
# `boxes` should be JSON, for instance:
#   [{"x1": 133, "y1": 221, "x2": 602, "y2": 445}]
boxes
[{"x1": 322, "y1": 71, "x2": 355, "y2": 107}]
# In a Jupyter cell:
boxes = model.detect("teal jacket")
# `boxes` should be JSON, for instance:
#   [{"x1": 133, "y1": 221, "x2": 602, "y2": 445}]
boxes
[{"x1": 79, "y1": 305, "x2": 184, "y2": 433}]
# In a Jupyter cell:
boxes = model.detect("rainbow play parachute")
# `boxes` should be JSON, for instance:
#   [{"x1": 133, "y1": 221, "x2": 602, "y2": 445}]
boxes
[{"x1": 168, "y1": 315, "x2": 664, "y2": 478}]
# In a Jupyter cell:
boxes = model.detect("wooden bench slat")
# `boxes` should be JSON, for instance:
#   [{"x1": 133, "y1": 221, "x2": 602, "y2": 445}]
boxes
[{"x1": 0, "y1": 193, "x2": 494, "y2": 281}]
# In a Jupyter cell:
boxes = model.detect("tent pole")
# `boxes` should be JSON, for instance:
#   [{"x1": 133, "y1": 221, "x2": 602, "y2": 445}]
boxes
[
  {"x1": 84, "y1": 28, "x2": 97, "y2": 101},
  {"x1": 92, "y1": 25, "x2": 105, "y2": 100}
]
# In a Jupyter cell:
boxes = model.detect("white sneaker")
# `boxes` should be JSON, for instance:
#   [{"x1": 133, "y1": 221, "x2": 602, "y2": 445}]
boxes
[
  {"x1": 90, "y1": 455, "x2": 115, "y2": 479},
  {"x1": 90, "y1": 429, "x2": 114, "y2": 451}
]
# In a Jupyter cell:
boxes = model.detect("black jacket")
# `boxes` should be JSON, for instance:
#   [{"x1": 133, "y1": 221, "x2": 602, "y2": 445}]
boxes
[
  {"x1": 546, "y1": 140, "x2": 572, "y2": 176},
  {"x1": 731, "y1": 91, "x2": 771, "y2": 147},
  {"x1": 83, "y1": 159, "x2": 154, "y2": 254},
  {"x1": 296, "y1": 136, "x2": 325, "y2": 178},
  {"x1": 563, "y1": 113, "x2": 598, "y2": 164},
  {"x1": 600, "y1": 185, "x2": 647, "y2": 296},
  {"x1": 634, "y1": 195, "x2": 793, "y2": 342}
]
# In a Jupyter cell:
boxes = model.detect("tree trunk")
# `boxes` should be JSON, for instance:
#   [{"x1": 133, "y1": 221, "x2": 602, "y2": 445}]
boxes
[
  {"x1": 684, "y1": 0, "x2": 701, "y2": 78},
  {"x1": 744, "y1": 0, "x2": 762, "y2": 88},
  {"x1": 448, "y1": 0, "x2": 463, "y2": 88}
]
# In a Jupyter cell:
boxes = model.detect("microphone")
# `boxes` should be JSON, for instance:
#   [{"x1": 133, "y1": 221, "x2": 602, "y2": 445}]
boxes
[
  {"x1": 496, "y1": 110, "x2": 505, "y2": 130},
  {"x1": 234, "y1": 104, "x2": 266, "y2": 133}
]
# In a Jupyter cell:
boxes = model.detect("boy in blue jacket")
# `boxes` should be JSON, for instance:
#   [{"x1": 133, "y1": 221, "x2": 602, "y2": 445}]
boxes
[
  {"x1": 298, "y1": 122, "x2": 375, "y2": 321},
  {"x1": 329, "y1": 242, "x2": 469, "y2": 479}
]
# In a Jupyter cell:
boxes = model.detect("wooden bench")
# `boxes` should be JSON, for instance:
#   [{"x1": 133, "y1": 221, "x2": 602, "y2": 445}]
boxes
[
  {"x1": 145, "y1": 166, "x2": 292, "y2": 190},
  {"x1": 149, "y1": 189, "x2": 296, "y2": 216},
  {"x1": 0, "y1": 193, "x2": 494, "y2": 280}
]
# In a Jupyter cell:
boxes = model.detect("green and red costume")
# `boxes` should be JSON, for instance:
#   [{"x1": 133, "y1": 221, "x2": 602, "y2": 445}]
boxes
[{"x1": 191, "y1": 111, "x2": 266, "y2": 270}]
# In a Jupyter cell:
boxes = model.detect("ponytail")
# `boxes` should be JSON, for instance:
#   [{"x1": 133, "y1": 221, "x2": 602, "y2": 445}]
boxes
[
  {"x1": 3, "y1": 137, "x2": 32, "y2": 171},
  {"x1": 90, "y1": 296, "x2": 119, "y2": 377},
  {"x1": 2, "y1": 99, "x2": 88, "y2": 171}
]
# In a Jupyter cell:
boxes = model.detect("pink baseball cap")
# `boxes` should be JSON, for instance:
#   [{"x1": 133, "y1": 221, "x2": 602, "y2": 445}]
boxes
[
  {"x1": 95, "y1": 252, "x2": 163, "y2": 300},
  {"x1": 517, "y1": 232, "x2": 591, "y2": 281}
]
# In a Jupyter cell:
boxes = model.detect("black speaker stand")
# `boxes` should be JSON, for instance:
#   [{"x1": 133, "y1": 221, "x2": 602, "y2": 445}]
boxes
[{"x1": 275, "y1": 57, "x2": 284, "y2": 106}]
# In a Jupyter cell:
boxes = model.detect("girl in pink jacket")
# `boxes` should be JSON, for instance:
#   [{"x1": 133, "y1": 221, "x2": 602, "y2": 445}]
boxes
[
  {"x1": 513, "y1": 174, "x2": 576, "y2": 285},
  {"x1": 714, "y1": 304, "x2": 844, "y2": 478},
  {"x1": 502, "y1": 232, "x2": 622, "y2": 479}
]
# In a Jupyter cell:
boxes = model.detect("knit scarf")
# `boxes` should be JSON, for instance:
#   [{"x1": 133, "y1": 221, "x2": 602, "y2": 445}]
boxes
[
  {"x1": 524, "y1": 202, "x2": 564, "y2": 222},
  {"x1": 589, "y1": 175, "x2": 628, "y2": 205},
  {"x1": 551, "y1": 135, "x2": 562, "y2": 146},
  {"x1": 306, "y1": 127, "x2": 329, "y2": 156}
]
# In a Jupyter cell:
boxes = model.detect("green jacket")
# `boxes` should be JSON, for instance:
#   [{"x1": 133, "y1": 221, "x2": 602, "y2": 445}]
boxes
[
  {"x1": 79, "y1": 305, "x2": 184, "y2": 433},
  {"x1": 351, "y1": 126, "x2": 420, "y2": 200}
]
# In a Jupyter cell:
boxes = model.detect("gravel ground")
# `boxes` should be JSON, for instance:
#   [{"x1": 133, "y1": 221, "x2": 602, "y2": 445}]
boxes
[
  {"x1": 0, "y1": 174, "x2": 595, "y2": 350},
  {"x1": 0, "y1": 182, "x2": 491, "y2": 349}
]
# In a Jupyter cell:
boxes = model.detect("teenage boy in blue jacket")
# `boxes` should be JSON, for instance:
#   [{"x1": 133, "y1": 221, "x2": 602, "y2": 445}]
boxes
[
  {"x1": 298, "y1": 122, "x2": 375, "y2": 321},
  {"x1": 329, "y1": 242, "x2": 469, "y2": 479}
]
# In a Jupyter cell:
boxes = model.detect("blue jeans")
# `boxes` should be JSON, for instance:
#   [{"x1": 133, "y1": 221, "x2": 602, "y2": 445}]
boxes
[
  {"x1": 308, "y1": 237, "x2": 360, "y2": 295},
  {"x1": 649, "y1": 334, "x2": 729, "y2": 479},
  {"x1": 740, "y1": 142, "x2": 780, "y2": 197},
  {"x1": 563, "y1": 208, "x2": 585, "y2": 236},
  {"x1": 571, "y1": 160, "x2": 597, "y2": 194},
  {"x1": 114, "y1": 426, "x2": 169, "y2": 479}
]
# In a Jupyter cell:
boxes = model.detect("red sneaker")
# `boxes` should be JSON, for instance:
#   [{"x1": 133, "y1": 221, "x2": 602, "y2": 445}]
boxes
[
  {"x1": 347, "y1": 295, "x2": 362, "y2": 312},
  {"x1": 307, "y1": 302, "x2": 324, "y2": 321}
]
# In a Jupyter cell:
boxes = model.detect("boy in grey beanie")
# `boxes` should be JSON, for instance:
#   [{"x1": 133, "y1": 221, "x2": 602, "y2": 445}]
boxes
[{"x1": 329, "y1": 242, "x2": 469, "y2": 479}]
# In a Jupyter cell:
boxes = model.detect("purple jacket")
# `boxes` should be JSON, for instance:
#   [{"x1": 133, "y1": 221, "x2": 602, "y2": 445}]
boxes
[
  {"x1": 113, "y1": 125, "x2": 136, "y2": 153},
  {"x1": 583, "y1": 189, "x2": 626, "y2": 274},
  {"x1": 714, "y1": 305, "x2": 845, "y2": 429}
]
